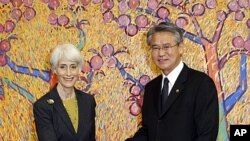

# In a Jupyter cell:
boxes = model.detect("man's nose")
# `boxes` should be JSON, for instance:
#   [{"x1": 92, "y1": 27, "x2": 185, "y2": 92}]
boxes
[{"x1": 158, "y1": 48, "x2": 165, "y2": 56}]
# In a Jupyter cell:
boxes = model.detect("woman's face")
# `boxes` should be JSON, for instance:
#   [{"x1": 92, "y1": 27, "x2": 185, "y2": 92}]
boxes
[{"x1": 54, "y1": 58, "x2": 80, "y2": 89}]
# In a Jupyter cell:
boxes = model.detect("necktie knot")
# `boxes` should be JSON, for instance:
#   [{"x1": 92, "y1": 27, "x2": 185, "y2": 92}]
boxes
[{"x1": 164, "y1": 78, "x2": 169, "y2": 86}]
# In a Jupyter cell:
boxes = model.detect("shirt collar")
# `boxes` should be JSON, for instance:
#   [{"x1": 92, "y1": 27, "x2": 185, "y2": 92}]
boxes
[{"x1": 162, "y1": 61, "x2": 184, "y2": 86}]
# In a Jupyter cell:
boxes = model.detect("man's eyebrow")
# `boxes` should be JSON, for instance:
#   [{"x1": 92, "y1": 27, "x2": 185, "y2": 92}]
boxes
[
  {"x1": 151, "y1": 43, "x2": 171, "y2": 46},
  {"x1": 162, "y1": 43, "x2": 171, "y2": 45}
]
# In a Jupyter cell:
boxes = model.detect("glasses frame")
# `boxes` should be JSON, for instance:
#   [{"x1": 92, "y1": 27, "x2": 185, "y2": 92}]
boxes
[{"x1": 150, "y1": 43, "x2": 179, "y2": 52}]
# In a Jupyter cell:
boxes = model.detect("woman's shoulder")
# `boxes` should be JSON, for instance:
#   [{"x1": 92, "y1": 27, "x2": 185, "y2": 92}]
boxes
[
  {"x1": 75, "y1": 89, "x2": 95, "y2": 102},
  {"x1": 33, "y1": 92, "x2": 52, "y2": 107},
  {"x1": 75, "y1": 89, "x2": 96, "y2": 107},
  {"x1": 76, "y1": 89, "x2": 93, "y2": 96}
]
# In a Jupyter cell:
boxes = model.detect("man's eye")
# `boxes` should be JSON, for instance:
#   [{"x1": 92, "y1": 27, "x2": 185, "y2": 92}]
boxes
[
  {"x1": 71, "y1": 65, "x2": 77, "y2": 69},
  {"x1": 152, "y1": 46, "x2": 159, "y2": 49},
  {"x1": 163, "y1": 46, "x2": 170, "y2": 48}
]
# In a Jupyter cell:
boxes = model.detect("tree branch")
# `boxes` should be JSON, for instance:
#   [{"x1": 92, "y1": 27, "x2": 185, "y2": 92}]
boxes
[{"x1": 219, "y1": 49, "x2": 250, "y2": 69}]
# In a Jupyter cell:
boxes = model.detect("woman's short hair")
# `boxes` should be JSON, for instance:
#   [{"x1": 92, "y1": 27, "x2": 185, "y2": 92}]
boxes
[
  {"x1": 50, "y1": 43, "x2": 83, "y2": 71},
  {"x1": 147, "y1": 22, "x2": 183, "y2": 45}
]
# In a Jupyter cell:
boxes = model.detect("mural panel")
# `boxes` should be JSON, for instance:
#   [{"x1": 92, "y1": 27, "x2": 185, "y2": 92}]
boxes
[{"x1": 0, "y1": 0, "x2": 249, "y2": 140}]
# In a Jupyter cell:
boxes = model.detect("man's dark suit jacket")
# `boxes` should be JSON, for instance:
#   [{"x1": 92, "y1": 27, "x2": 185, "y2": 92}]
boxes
[
  {"x1": 129, "y1": 64, "x2": 219, "y2": 141},
  {"x1": 33, "y1": 86, "x2": 96, "y2": 141}
]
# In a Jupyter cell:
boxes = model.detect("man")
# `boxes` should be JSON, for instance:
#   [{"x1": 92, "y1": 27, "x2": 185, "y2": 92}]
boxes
[{"x1": 126, "y1": 22, "x2": 219, "y2": 141}]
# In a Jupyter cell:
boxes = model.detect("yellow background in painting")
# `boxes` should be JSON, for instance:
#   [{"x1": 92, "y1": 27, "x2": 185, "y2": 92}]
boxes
[{"x1": 0, "y1": 0, "x2": 249, "y2": 140}]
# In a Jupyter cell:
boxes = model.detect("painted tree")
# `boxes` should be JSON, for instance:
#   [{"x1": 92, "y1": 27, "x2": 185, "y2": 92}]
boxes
[{"x1": 101, "y1": 0, "x2": 249, "y2": 140}]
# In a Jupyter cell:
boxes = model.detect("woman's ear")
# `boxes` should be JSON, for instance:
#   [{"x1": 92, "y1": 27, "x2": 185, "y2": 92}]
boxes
[
  {"x1": 53, "y1": 69, "x2": 57, "y2": 75},
  {"x1": 78, "y1": 71, "x2": 83, "y2": 81},
  {"x1": 79, "y1": 68, "x2": 82, "y2": 73}
]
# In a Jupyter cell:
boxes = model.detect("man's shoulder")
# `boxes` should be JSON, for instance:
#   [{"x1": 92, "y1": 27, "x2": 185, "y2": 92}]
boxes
[
  {"x1": 187, "y1": 66, "x2": 212, "y2": 81},
  {"x1": 145, "y1": 75, "x2": 161, "y2": 87}
]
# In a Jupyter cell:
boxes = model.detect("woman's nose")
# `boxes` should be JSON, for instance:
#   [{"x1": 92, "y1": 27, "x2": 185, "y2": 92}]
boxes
[{"x1": 67, "y1": 68, "x2": 71, "y2": 75}]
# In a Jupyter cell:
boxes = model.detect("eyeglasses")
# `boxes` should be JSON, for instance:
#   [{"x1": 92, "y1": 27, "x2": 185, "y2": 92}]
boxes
[{"x1": 151, "y1": 43, "x2": 179, "y2": 52}]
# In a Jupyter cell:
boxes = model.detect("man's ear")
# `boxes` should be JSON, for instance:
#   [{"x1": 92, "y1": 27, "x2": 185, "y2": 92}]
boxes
[{"x1": 178, "y1": 43, "x2": 184, "y2": 56}]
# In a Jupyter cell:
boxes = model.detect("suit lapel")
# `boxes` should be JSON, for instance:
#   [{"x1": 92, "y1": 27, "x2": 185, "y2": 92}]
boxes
[
  {"x1": 151, "y1": 75, "x2": 163, "y2": 117},
  {"x1": 76, "y1": 89, "x2": 84, "y2": 136},
  {"x1": 50, "y1": 86, "x2": 76, "y2": 135},
  {"x1": 160, "y1": 65, "x2": 188, "y2": 117}
]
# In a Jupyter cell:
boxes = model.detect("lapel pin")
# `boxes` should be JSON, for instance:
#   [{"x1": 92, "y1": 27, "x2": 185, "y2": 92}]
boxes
[
  {"x1": 47, "y1": 99, "x2": 54, "y2": 104},
  {"x1": 176, "y1": 89, "x2": 180, "y2": 94}
]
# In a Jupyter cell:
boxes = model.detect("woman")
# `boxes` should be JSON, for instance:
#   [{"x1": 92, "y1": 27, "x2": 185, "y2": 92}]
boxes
[{"x1": 33, "y1": 44, "x2": 96, "y2": 141}]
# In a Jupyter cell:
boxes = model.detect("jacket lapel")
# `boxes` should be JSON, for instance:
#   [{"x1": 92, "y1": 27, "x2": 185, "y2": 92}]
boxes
[
  {"x1": 160, "y1": 65, "x2": 188, "y2": 118},
  {"x1": 50, "y1": 86, "x2": 77, "y2": 135},
  {"x1": 151, "y1": 75, "x2": 163, "y2": 117},
  {"x1": 76, "y1": 89, "x2": 84, "y2": 136}
]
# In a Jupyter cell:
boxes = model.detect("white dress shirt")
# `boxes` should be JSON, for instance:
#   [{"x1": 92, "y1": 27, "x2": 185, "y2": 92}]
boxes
[{"x1": 161, "y1": 61, "x2": 184, "y2": 95}]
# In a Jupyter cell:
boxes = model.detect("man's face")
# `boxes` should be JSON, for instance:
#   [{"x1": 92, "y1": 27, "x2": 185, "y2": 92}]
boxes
[
  {"x1": 150, "y1": 32, "x2": 183, "y2": 75},
  {"x1": 55, "y1": 59, "x2": 80, "y2": 88}
]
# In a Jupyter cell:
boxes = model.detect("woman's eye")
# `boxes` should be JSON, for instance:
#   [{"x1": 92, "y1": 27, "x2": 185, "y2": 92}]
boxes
[
  {"x1": 59, "y1": 66, "x2": 65, "y2": 69},
  {"x1": 71, "y1": 65, "x2": 77, "y2": 69}
]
